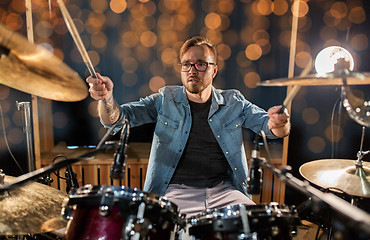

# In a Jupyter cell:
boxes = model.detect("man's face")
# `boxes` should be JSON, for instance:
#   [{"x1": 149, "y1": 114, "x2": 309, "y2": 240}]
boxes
[{"x1": 180, "y1": 45, "x2": 217, "y2": 94}]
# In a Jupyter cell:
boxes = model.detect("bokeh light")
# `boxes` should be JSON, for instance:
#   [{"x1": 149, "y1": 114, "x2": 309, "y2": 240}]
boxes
[
  {"x1": 121, "y1": 72, "x2": 138, "y2": 87},
  {"x1": 243, "y1": 72, "x2": 261, "y2": 89},
  {"x1": 245, "y1": 44, "x2": 262, "y2": 61},
  {"x1": 110, "y1": 0, "x2": 127, "y2": 14},
  {"x1": 325, "y1": 125, "x2": 343, "y2": 143},
  {"x1": 302, "y1": 108, "x2": 319, "y2": 125},
  {"x1": 8, "y1": 128, "x2": 24, "y2": 145},
  {"x1": 149, "y1": 76, "x2": 166, "y2": 93},
  {"x1": 53, "y1": 112, "x2": 69, "y2": 129},
  {"x1": 88, "y1": 101, "x2": 99, "y2": 118},
  {"x1": 348, "y1": 6, "x2": 366, "y2": 24},
  {"x1": 307, "y1": 136, "x2": 326, "y2": 154},
  {"x1": 121, "y1": 57, "x2": 138, "y2": 73}
]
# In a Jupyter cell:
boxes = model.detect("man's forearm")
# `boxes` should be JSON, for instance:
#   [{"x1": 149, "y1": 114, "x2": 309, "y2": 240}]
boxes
[{"x1": 98, "y1": 95, "x2": 120, "y2": 125}]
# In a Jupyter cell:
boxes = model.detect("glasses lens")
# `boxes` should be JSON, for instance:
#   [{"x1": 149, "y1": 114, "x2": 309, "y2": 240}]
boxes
[
  {"x1": 195, "y1": 63, "x2": 207, "y2": 71},
  {"x1": 181, "y1": 63, "x2": 191, "y2": 72}
]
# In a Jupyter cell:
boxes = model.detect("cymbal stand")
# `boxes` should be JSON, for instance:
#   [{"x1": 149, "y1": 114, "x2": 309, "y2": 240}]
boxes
[{"x1": 16, "y1": 102, "x2": 35, "y2": 172}]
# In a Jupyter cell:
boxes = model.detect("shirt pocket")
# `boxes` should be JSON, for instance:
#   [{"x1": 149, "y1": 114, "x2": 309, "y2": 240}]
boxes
[
  {"x1": 224, "y1": 115, "x2": 245, "y2": 133},
  {"x1": 155, "y1": 112, "x2": 180, "y2": 143},
  {"x1": 224, "y1": 115, "x2": 245, "y2": 145}
]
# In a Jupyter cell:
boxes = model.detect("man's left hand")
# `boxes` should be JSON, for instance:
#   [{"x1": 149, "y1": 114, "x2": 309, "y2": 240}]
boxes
[{"x1": 267, "y1": 106, "x2": 290, "y2": 138}]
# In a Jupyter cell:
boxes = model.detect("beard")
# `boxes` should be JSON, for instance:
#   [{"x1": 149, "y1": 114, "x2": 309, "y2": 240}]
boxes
[
  {"x1": 185, "y1": 84, "x2": 203, "y2": 94},
  {"x1": 183, "y1": 76, "x2": 210, "y2": 94}
]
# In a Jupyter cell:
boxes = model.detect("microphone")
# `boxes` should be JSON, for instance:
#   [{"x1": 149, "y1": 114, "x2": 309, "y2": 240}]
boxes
[
  {"x1": 247, "y1": 133, "x2": 263, "y2": 195},
  {"x1": 65, "y1": 165, "x2": 79, "y2": 193},
  {"x1": 110, "y1": 120, "x2": 129, "y2": 180}
]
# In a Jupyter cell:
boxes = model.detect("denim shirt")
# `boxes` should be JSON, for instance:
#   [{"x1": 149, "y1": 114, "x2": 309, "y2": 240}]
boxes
[{"x1": 106, "y1": 85, "x2": 276, "y2": 197}]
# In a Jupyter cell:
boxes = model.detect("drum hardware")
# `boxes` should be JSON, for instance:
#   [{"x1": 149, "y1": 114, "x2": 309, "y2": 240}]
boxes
[{"x1": 16, "y1": 102, "x2": 35, "y2": 173}]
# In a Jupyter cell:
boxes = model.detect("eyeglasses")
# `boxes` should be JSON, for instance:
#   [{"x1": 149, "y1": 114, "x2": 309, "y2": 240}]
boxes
[{"x1": 179, "y1": 62, "x2": 215, "y2": 72}]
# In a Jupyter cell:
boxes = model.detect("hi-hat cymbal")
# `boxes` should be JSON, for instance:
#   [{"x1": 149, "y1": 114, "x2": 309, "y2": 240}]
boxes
[
  {"x1": 299, "y1": 159, "x2": 370, "y2": 198},
  {"x1": 0, "y1": 175, "x2": 67, "y2": 235},
  {"x1": 259, "y1": 72, "x2": 370, "y2": 86},
  {"x1": 0, "y1": 24, "x2": 88, "y2": 102}
]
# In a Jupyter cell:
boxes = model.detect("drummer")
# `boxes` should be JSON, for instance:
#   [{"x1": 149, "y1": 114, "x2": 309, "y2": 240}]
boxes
[{"x1": 86, "y1": 36, "x2": 290, "y2": 218}]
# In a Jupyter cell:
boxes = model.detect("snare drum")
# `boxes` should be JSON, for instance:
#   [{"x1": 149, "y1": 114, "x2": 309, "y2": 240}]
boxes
[
  {"x1": 62, "y1": 185, "x2": 185, "y2": 240},
  {"x1": 188, "y1": 202, "x2": 300, "y2": 240}
]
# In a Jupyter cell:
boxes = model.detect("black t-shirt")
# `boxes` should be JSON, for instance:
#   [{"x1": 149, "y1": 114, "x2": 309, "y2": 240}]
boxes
[{"x1": 170, "y1": 98, "x2": 230, "y2": 187}]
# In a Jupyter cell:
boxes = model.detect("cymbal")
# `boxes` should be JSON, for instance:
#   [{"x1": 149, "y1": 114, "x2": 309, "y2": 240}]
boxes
[
  {"x1": 0, "y1": 175, "x2": 67, "y2": 235},
  {"x1": 299, "y1": 159, "x2": 370, "y2": 198},
  {"x1": 259, "y1": 72, "x2": 370, "y2": 86},
  {"x1": 0, "y1": 24, "x2": 88, "y2": 102}
]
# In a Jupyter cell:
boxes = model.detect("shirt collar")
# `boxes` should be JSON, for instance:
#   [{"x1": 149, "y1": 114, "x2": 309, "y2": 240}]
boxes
[{"x1": 173, "y1": 85, "x2": 225, "y2": 106}]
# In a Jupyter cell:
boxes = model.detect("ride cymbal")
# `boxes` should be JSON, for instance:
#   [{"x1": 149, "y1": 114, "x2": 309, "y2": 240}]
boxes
[
  {"x1": 259, "y1": 72, "x2": 370, "y2": 86},
  {"x1": 0, "y1": 24, "x2": 88, "y2": 102},
  {"x1": 0, "y1": 175, "x2": 67, "y2": 235},
  {"x1": 299, "y1": 159, "x2": 370, "y2": 198}
]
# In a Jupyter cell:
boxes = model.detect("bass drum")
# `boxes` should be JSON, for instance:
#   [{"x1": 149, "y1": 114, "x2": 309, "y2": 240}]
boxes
[
  {"x1": 188, "y1": 202, "x2": 300, "y2": 240},
  {"x1": 62, "y1": 185, "x2": 185, "y2": 240}
]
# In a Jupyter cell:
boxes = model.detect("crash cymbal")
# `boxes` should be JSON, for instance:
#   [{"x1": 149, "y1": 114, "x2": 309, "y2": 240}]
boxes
[
  {"x1": 299, "y1": 159, "x2": 370, "y2": 198},
  {"x1": 0, "y1": 24, "x2": 88, "y2": 102},
  {"x1": 0, "y1": 175, "x2": 67, "y2": 235},
  {"x1": 259, "y1": 72, "x2": 370, "y2": 86}
]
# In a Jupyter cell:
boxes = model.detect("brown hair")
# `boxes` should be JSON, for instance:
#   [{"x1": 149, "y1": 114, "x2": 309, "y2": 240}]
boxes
[{"x1": 179, "y1": 36, "x2": 217, "y2": 63}]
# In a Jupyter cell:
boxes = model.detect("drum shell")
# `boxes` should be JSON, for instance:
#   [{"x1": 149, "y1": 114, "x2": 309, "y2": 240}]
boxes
[
  {"x1": 63, "y1": 185, "x2": 184, "y2": 240},
  {"x1": 188, "y1": 203, "x2": 300, "y2": 240}
]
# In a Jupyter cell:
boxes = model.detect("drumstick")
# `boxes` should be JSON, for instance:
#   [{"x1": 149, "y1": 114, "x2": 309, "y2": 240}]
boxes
[
  {"x1": 56, "y1": 0, "x2": 97, "y2": 78},
  {"x1": 278, "y1": 61, "x2": 312, "y2": 113}
]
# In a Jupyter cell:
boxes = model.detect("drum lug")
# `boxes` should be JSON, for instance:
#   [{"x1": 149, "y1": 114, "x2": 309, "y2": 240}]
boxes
[
  {"x1": 99, "y1": 205, "x2": 111, "y2": 217},
  {"x1": 271, "y1": 225, "x2": 280, "y2": 236},
  {"x1": 61, "y1": 198, "x2": 74, "y2": 220},
  {"x1": 124, "y1": 216, "x2": 153, "y2": 239}
]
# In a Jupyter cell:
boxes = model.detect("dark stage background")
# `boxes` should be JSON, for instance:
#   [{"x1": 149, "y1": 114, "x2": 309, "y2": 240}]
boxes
[{"x1": 0, "y1": 0, "x2": 369, "y2": 213}]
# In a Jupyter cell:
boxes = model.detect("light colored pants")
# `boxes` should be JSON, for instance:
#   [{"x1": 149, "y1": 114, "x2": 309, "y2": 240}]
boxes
[
  {"x1": 164, "y1": 181, "x2": 255, "y2": 240},
  {"x1": 164, "y1": 181, "x2": 255, "y2": 218}
]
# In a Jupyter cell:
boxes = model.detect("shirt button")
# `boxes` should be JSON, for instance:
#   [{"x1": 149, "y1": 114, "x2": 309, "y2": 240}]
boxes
[
  {"x1": 242, "y1": 182, "x2": 245, "y2": 185},
  {"x1": 225, "y1": 151, "x2": 229, "y2": 155},
  {"x1": 185, "y1": 131, "x2": 188, "y2": 134},
  {"x1": 209, "y1": 119, "x2": 212, "y2": 122},
  {"x1": 165, "y1": 182, "x2": 168, "y2": 184},
  {"x1": 235, "y1": 124, "x2": 238, "y2": 127},
  {"x1": 179, "y1": 149, "x2": 182, "y2": 152},
  {"x1": 217, "y1": 135, "x2": 220, "y2": 138},
  {"x1": 164, "y1": 122, "x2": 168, "y2": 125},
  {"x1": 234, "y1": 168, "x2": 237, "y2": 171},
  {"x1": 172, "y1": 165, "x2": 175, "y2": 168}
]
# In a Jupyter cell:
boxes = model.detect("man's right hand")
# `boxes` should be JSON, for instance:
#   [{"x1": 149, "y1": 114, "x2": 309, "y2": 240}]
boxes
[
  {"x1": 86, "y1": 73, "x2": 114, "y2": 101},
  {"x1": 86, "y1": 73, "x2": 120, "y2": 124}
]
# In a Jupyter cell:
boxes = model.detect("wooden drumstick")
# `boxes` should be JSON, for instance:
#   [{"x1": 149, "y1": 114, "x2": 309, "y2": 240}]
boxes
[
  {"x1": 56, "y1": 0, "x2": 97, "y2": 79},
  {"x1": 279, "y1": 59, "x2": 312, "y2": 113}
]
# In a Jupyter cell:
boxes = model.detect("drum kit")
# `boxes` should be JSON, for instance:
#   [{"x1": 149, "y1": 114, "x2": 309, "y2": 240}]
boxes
[{"x1": 1, "y1": 1, "x2": 370, "y2": 239}]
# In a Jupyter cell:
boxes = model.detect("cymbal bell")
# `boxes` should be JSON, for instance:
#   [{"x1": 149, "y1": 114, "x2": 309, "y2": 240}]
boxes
[
  {"x1": 259, "y1": 72, "x2": 370, "y2": 86},
  {"x1": 0, "y1": 175, "x2": 67, "y2": 235},
  {"x1": 299, "y1": 159, "x2": 370, "y2": 198},
  {"x1": 0, "y1": 24, "x2": 88, "y2": 102}
]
